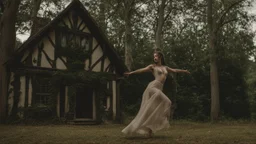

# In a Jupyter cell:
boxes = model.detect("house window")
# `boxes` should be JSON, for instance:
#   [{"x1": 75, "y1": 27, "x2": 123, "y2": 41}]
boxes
[
  {"x1": 58, "y1": 28, "x2": 92, "y2": 52},
  {"x1": 35, "y1": 77, "x2": 51, "y2": 105},
  {"x1": 57, "y1": 27, "x2": 92, "y2": 70}
]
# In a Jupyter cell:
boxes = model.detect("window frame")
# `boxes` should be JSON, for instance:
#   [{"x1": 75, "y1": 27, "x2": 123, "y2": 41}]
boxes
[
  {"x1": 34, "y1": 76, "x2": 52, "y2": 106},
  {"x1": 56, "y1": 26, "x2": 93, "y2": 55}
]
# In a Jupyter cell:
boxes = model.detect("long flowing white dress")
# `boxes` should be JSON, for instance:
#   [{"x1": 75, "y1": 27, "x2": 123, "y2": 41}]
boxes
[{"x1": 122, "y1": 66, "x2": 172, "y2": 135}]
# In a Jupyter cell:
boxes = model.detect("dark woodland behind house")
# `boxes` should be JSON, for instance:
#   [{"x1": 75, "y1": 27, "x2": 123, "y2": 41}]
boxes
[{"x1": 0, "y1": 0, "x2": 256, "y2": 123}]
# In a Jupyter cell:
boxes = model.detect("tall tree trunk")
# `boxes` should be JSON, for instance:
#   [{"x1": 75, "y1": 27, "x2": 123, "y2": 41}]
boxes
[
  {"x1": 0, "y1": 0, "x2": 21, "y2": 123},
  {"x1": 0, "y1": 0, "x2": 4, "y2": 20},
  {"x1": 155, "y1": 0, "x2": 166, "y2": 50},
  {"x1": 124, "y1": 0, "x2": 134, "y2": 71},
  {"x1": 30, "y1": 0, "x2": 42, "y2": 35},
  {"x1": 154, "y1": 0, "x2": 177, "y2": 118},
  {"x1": 207, "y1": 0, "x2": 220, "y2": 121}
]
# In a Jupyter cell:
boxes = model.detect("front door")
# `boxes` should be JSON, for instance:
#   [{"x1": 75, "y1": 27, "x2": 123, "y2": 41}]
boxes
[{"x1": 75, "y1": 88, "x2": 93, "y2": 119}]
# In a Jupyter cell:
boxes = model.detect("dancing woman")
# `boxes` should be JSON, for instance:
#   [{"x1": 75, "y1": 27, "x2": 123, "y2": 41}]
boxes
[{"x1": 122, "y1": 50, "x2": 190, "y2": 137}]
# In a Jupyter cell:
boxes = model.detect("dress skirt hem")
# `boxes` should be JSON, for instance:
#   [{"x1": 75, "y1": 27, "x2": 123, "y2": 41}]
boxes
[{"x1": 122, "y1": 80, "x2": 172, "y2": 135}]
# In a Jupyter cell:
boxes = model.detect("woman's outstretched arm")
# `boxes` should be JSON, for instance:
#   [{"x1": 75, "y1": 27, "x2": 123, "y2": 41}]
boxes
[
  {"x1": 166, "y1": 66, "x2": 190, "y2": 74},
  {"x1": 124, "y1": 64, "x2": 153, "y2": 76}
]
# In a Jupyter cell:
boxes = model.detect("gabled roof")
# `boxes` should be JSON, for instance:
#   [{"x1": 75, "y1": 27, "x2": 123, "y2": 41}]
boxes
[{"x1": 7, "y1": 0, "x2": 127, "y2": 75}]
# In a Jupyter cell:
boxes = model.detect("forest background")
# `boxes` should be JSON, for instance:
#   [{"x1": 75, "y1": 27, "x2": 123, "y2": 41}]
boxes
[{"x1": 1, "y1": 0, "x2": 256, "y2": 122}]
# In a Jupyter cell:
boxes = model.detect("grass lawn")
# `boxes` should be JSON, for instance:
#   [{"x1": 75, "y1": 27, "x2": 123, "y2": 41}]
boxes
[{"x1": 0, "y1": 121, "x2": 255, "y2": 144}]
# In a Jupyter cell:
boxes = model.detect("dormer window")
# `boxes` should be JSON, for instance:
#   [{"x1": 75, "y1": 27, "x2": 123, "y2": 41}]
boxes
[
  {"x1": 81, "y1": 37, "x2": 90, "y2": 51},
  {"x1": 61, "y1": 33, "x2": 67, "y2": 48},
  {"x1": 57, "y1": 27, "x2": 92, "y2": 54},
  {"x1": 56, "y1": 27, "x2": 92, "y2": 70}
]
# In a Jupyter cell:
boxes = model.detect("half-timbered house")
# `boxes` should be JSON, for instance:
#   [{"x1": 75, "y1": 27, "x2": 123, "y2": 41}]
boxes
[{"x1": 4, "y1": 0, "x2": 126, "y2": 124}]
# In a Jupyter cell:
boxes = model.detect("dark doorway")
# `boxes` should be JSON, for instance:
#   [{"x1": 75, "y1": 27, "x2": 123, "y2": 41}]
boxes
[{"x1": 75, "y1": 88, "x2": 93, "y2": 119}]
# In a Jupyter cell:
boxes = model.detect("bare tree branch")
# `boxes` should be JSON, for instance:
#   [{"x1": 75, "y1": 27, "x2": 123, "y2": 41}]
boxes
[
  {"x1": 215, "y1": 18, "x2": 238, "y2": 33},
  {"x1": 165, "y1": 0, "x2": 171, "y2": 7},
  {"x1": 134, "y1": 0, "x2": 152, "y2": 11},
  {"x1": 135, "y1": 2, "x2": 144, "y2": 11},
  {"x1": 164, "y1": 7, "x2": 172, "y2": 22},
  {"x1": 174, "y1": 22, "x2": 188, "y2": 40},
  {"x1": 216, "y1": 0, "x2": 245, "y2": 31}
]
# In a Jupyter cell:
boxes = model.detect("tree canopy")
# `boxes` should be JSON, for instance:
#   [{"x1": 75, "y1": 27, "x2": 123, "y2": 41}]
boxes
[{"x1": 1, "y1": 0, "x2": 256, "y2": 121}]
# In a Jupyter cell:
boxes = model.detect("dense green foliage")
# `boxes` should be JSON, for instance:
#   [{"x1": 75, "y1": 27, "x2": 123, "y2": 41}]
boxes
[
  {"x1": 14, "y1": 0, "x2": 256, "y2": 121},
  {"x1": 83, "y1": 0, "x2": 256, "y2": 120}
]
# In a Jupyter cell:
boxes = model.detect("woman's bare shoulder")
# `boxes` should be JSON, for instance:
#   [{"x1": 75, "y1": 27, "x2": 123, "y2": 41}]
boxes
[{"x1": 147, "y1": 64, "x2": 155, "y2": 70}]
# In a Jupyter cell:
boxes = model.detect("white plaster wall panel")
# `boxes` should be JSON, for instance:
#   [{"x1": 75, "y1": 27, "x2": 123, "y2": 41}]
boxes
[
  {"x1": 79, "y1": 20, "x2": 91, "y2": 33},
  {"x1": 92, "y1": 38, "x2": 98, "y2": 51},
  {"x1": 56, "y1": 57, "x2": 67, "y2": 70},
  {"x1": 104, "y1": 58, "x2": 111, "y2": 71},
  {"x1": 21, "y1": 51, "x2": 30, "y2": 63},
  {"x1": 18, "y1": 76, "x2": 26, "y2": 108},
  {"x1": 82, "y1": 27, "x2": 90, "y2": 33},
  {"x1": 65, "y1": 86, "x2": 69, "y2": 113},
  {"x1": 63, "y1": 17, "x2": 72, "y2": 29},
  {"x1": 32, "y1": 47, "x2": 39, "y2": 66},
  {"x1": 79, "y1": 22, "x2": 86, "y2": 30},
  {"x1": 91, "y1": 39, "x2": 103, "y2": 72},
  {"x1": 43, "y1": 31, "x2": 55, "y2": 60},
  {"x1": 7, "y1": 72, "x2": 15, "y2": 115},
  {"x1": 28, "y1": 78, "x2": 32, "y2": 107},
  {"x1": 106, "y1": 82, "x2": 110, "y2": 110},
  {"x1": 41, "y1": 52, "x2": 52, "y2": 68},
  {"x1": 107, "y1": 97, "x2": 111, "y2": 110},
  {"x1": 92, "y1": 61, "x2": 101, "y2": 72},
  {"x1": 77, "y1": 16, "x2": 83, "y2": 28},
  {"x1": 84, "y1": 59, "x2": 89, "y2": 70},
  {"x1": 78, "y1": 16, "x2": 91, "y2": 33},
  {"x1": 112, "y1": 80, "x2": 116, "y2": 120},
  {"x1": 68, "y1": 12, "x2": 74, "y2": 28}
]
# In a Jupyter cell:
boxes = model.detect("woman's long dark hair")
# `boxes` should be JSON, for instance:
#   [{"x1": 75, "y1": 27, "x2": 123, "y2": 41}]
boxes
[{"x1": 154, "y1": 51, "x2": 166, "y2": 65}]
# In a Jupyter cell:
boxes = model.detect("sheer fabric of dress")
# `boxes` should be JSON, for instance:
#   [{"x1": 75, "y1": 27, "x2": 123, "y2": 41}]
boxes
[{"x1": 122, "y1": 66, "x2": 172, "y2": 135}]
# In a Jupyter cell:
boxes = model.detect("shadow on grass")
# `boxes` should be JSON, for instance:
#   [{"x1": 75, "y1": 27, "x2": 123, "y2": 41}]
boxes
[{"x1": 125, "y1": 135, "x2": 170, "y2": 140}]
